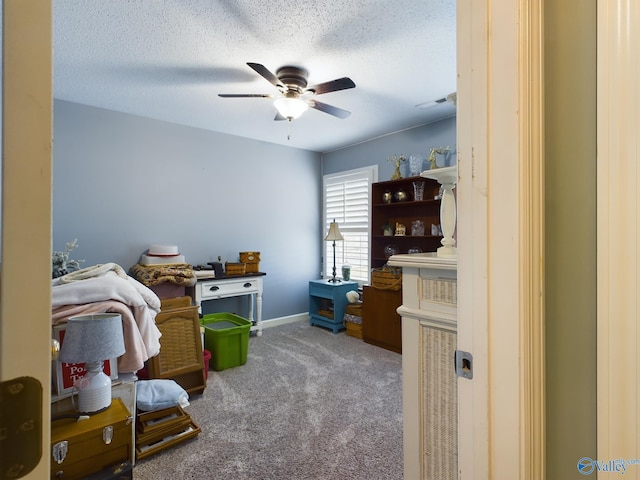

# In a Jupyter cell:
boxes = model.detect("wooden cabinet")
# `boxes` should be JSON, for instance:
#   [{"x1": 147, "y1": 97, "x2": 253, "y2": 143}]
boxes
[
  {"x1": 371, "y1": 176, "x2": 442, "y2": 269},
  {"x1": 362, "y1": 286, "x2": 403, "y2": 353},
  {"x1": 147, "y1": 297, "x2": 206, "y2": 395},
  {"x1": 51, "y1": 397, "x2": 133, "y2": 479}
]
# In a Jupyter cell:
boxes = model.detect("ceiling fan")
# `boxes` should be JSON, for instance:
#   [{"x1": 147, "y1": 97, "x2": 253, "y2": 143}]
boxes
[{"x1": 218, "y1": 63, "x2": 356, "y2": 121}]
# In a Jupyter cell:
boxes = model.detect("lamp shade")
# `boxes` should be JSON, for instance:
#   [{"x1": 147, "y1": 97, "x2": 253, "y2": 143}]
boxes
[
  {"x1": 58, "y1": 313, "x2": 126, "y2": 364},
  {"x1": 274, "y1": 96, "x2": 308, "y2": 119},
  {"x1": 325, "y1": 221, "x2": 344, "y2": 241}
]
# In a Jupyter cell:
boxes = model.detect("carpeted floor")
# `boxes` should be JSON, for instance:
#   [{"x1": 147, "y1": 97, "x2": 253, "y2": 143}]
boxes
[{"x1": 133, "y1": 320, "x2": 403, "y2": 479}]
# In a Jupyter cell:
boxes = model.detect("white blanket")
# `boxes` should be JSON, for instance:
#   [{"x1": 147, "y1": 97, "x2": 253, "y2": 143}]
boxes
[
  {"x1": 53, "y1": 263, "x2": 161, "y2": 312},
  {"x1": 51, "y1": 265, "x2": 163, "y2": 372}
]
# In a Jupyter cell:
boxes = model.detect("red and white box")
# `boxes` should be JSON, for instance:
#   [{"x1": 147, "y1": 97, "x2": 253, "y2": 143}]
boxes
[{"x1": 52, "y1": 324, "x2": 119, "y2": 395}]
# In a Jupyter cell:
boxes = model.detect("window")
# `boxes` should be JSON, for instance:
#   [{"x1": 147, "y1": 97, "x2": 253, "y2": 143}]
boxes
[{"x1": 323, "y1": 166, "x2": 378, "y2": 284}]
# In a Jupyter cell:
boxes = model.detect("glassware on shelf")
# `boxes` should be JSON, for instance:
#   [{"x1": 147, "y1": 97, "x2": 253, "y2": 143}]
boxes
[
  {"x1": 411, "y1": 219, "x2": 425, "y2": 236},
  {"x1": 408, "y1": 247, "x2": 423, "y2": 254},
  {"x1": 412, "y1": 180, "x2": 425, "y2": 201},
  {"x1": 384, "y1": 244, "x2": 400, "y2": 258},
  {"x1": 409, "y1": 154, "x2": 425, "y2": 176}
]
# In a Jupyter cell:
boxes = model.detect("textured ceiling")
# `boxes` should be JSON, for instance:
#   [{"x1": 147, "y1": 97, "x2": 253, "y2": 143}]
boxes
[{"x1": 53, "y1": 0, "x2": 456, "y2": 152}]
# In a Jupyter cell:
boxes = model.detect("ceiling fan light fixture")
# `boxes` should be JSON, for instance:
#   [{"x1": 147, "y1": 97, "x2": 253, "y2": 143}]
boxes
[{"x1": 274, "y1": 96, "x2": 308, "y2": 120}]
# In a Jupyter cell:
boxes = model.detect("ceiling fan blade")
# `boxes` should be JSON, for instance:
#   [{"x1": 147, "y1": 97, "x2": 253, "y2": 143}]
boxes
[
  {"x1": 247, "y1": 63, "x2": 284, "y2": 89},
  {"x1": 218, "y1": 93, "x2": 274, "y2": 98},
  {"x1": 308, "y1": 100, "x2": 351, "y2": 119},
  {"x1": 274, "y1": 112, "x2": 287, "y2": 121},
  {"x1": 306, "y1": 77, "x2": 355, "y2": 95}
]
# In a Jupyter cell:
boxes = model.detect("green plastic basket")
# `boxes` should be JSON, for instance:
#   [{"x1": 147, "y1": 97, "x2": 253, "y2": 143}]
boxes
[{"x1": 201, "y1": 313, "x2": 251, "y2": 371}]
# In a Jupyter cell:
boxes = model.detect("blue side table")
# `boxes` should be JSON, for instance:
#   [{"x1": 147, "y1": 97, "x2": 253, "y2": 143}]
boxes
[{"x1": 308, "y1": 279, "x2": 359, "y2": 334}]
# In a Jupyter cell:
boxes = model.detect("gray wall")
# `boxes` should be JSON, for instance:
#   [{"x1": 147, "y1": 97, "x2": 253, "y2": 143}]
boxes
[
  {"x1": 322, "y1": 116, "x2": 456, "y2": 178},
  {"x1": 53, "y1": 100, "x2": 321, "y2": 320},
  {"x1": 53, "y1": 100, "x2": 457, "y2": 320}
]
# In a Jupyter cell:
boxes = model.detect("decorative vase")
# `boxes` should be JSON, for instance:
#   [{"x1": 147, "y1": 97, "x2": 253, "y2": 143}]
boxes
[
  {"x1": 382, "y1": 190, "x2": 393, "y2": 204},
  {"x1": 409, "y1": 154, "x2": 424, "y2": 176},
  {"x1": 393, "y1": 190, "x2": 408, "y2": 202},
  {"x1": 384, "y1": 244, "x2": 399, "y2": 258},
  {"x1": 341, "y1": 265, "x2": 351, "y2": 281},
  {"x1": 411, "y1": 219, "x2": 425, "y2": 236},
  {"x1": 412, "y1": 181, "x2": 425, "y2": 201},
  {"x1": 391, "y1": 163, "x2": 402, "y2": 180}
]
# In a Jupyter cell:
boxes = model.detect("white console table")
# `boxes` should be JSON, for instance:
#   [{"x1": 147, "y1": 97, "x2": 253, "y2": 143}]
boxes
[
  {"x1": 187, "y1": 273, "x2": 266, "y2": 336},
  {"x1": 388, "y1": 253, "x2": 457, "y2": 480}
]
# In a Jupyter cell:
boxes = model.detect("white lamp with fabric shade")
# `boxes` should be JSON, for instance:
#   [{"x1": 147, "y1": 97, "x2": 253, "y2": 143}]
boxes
[{"x1": 58, "y1": 313, "x2": 125, "y2": 414}]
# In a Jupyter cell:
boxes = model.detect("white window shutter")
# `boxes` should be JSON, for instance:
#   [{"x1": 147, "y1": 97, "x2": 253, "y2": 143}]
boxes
[{"x1": 323, "y1": 166, "x2": 377, "y2": 283}]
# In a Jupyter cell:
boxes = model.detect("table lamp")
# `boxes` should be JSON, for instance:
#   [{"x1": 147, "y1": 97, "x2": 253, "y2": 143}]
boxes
[
  {"x1": 325, "y1": 219, "x2": 344, "y2": 283},
  {"x1": 58, "y1": 313, "x2": 125, "y2": 414}
]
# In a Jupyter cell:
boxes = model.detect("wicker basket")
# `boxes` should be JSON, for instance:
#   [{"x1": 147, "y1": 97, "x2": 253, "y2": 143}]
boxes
[
  {"x1": 371, "y1": 266, "x2": 402, "y2": 290},
  {"x1": 345, "y1": 321, "x2": 363, "y2": 339},
  {"x1": 225, "y1": 262, "x2": 246, "y2": 275},
  {"x1": 344, "y1": 303, "x2": 363, "y2": 339},
  {"x1": 317, "y1": 309, "x2": 334, "y2": 320},
  {"x1": 239, "y1": 252, "x2": 260, "y2": 273}
]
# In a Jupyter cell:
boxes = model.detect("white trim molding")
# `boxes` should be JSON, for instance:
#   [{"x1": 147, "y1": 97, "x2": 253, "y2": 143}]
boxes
[
  {"x1": 457, "y1": 0, "x2": 545, "y2": 478},
  {"x1": 597, "y1": 0, "x2": 640, "y2": 466}
]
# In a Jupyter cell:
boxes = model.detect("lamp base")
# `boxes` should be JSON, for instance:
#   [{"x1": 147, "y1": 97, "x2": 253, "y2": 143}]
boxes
[
  {"x1": 327, "y1": 277, "x2": 342, "y2": 283},
  {"x1": 437, "y1": 245, "x2": 458, "y2": 258},
  {"x1": 76, "y1": 367, "x2": 113, "y2": 414}
]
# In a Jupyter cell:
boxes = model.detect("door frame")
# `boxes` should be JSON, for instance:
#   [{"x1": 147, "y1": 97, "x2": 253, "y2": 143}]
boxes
[
  {"x1": 596, "y1": 0, "x2": 640, "y2": 467},
  {"x1": 1, "y1": 1, "x2": 53, "y2": 478},
  {"x1": 456, "y1": 0, "x2": 545, "y2": 478}
]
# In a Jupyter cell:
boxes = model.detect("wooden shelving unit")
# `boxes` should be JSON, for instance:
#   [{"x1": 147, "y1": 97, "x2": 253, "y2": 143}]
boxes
[{"x1": 370, "y1": 176, "x2": 442, "y2": 269}]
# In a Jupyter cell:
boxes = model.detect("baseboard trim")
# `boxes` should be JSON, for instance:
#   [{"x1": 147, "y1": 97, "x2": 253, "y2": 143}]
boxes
[{"x1": 260, "y1": 313, "x2": 308, "y2": 329}]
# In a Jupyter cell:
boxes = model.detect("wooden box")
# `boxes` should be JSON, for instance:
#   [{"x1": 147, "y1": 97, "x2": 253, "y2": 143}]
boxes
[
  {"x1": 225, "y1": 262, "x2": 246, "y2": 275},
  {"x1": 135, "y1": 405, "x2": 201, "y2": 460},
  {"x1": 239, "y1": 251, "x2": 260, "y2": 273},
  {"x1": 50, "y1": 398, "x2": 132, "y2": 479}
]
